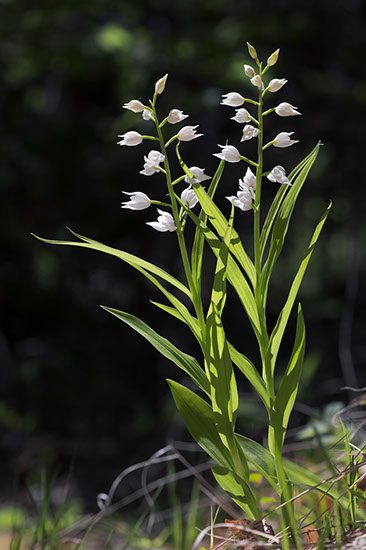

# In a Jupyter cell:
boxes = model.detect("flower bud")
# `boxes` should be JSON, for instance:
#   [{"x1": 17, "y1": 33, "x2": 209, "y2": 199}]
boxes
[
  {"x1": 221, "y1": 92, "x2": 245, "y2": 107},
  {"x1": 213, "y1": 145, "x2": 241, "y2": 163},
  {"x1": 273, "y1": 131, "x2": 298, "y2": 148},
  {"x1": 267, "y1": 49, "x2": 280, "y2": 67},
  {"x1": 247, "y1": 42, "x2": 258, "y2": 60},
  {"x1": 250, "y1": 75, "x2": 263, "y2": 89},
  {"x1": 155, "y1": 74, "x2": 168, "y2": 94},
  {"x1": 244, "y1": 64, "x2": 255, "y2": 78},
  {"x1": 123, "y1": 100, "x2": 145, "y2": 113},
  {"x1": 275, "y1": 102, "x2": 301, "y2": 117},
  {"x1": 177, "y1": 125, "x2": 203, "y2": 142},
  {"x1": 268, "y1": 78, "x2": 288, "y2": 93},
  {"x1": 117, "y1": 131, "x2": 143, "y2": 146},
  {"x1": 167, "y1": 109, "x2": 189, "y2": 124}
]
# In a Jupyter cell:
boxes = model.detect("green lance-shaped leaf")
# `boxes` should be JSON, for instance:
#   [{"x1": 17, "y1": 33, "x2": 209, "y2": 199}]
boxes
[
  {"x1": 212, "y1": 466, "x2": 261, "y2": 519},
  {"x1": 268, "y1": 201, "x2": 332, "y2": 376},
  {"x1": 191, "y1": 158, "x2": 225, "y2": 292},
  {"x1": 260, "y1": 142, "x2": 320, "y2": 301},
  {"x1": 270, "y1": 304, "x2": 306, "y2": 449},
  {"x1": 168, "y1": 380, "x2": 260, "y2": 519},
  {"x1": 260, "y1": 143, "x2": 321, "y2": 261},
  {"x1": 32, "y1": 229, "x2": 191, "y2": 298},
  {"x1": 103, "y1": 308, "x2": 210, "y2": 396},
  {"x1": 206, "y1": 206, "x2": 238, "y2": 447},
  {"x1": 184, "y1": 207, "x2": 261, "y2": 340},
  {"x1": 228, "y1": 344, "x2": 270, "y2": 410},
  {"x1": 150, "y1": 300, "x2": 268, "y2": 412},
  {"x1": 176, "y1": 144, "x2": 255, "y2": 286},
  {"x1": 168, "y1": 379, "x2": 233, "y2": 469},
  {"x1": 236, "y1": 434, "x2": 339, "y2": 499}
]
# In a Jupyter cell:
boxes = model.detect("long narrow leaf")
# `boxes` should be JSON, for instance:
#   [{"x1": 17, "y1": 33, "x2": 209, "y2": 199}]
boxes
[
  {"x1": 192, "y1": 183, "x2": 256, "y2": 286},
  {"x1": 268, "y1": 202, "x2": 331, "y2": 374},
  {"x1": 260, "y1": 143, "x2": 320, "y2": 300},
  {"x1": 191, "y1": 159, "x2": 225, "y2": 291},
  {"x1": 103, "y1": 308, "x2": 210, "y2": 396},
  {"x1": 228, "y1": 344, "x2": 269, "y2": 410},
  {"x1": 212, "y1": 466, "x2": 260, "y2": 518},
  {"x1": 206, "y1": 206, "x2": 238, "y2": 446},
  {"x1": 168, "y1": 380, "x2": 233, "y2": 469},
  {"x1": 32, "y1": 231, "x2": 191, "y2": 298},
  {"x1": 185, "y1": 208, "x2": 261, "y2": 339},
  {"x1": 260, "y1": 143, "x2": 321, "y2": 260},
  {"x1": 270, "y1": 304, "x2": 306, "y2": 448}
]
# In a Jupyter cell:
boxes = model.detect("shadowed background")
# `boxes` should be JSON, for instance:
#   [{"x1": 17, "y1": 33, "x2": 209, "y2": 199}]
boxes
[{"x1": 1, "y1": 0, "x2": 366, "y2": 508}]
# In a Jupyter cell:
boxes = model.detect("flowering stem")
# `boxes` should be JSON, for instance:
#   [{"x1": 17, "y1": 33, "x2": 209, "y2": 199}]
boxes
[{"x1": 151, "y1": 105, "x2": 206, "y2": 336}]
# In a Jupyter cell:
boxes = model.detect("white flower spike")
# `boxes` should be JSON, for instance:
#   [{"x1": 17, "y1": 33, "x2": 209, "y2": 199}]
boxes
[
  {"x1": 231, "y1": 108, "x2": 251, "y2": 124},
  {"x1": 184, "y1": 166, "x2": 211, "y2": 185},
  {"x1": 167, "y1": 109, "x2": 189, "y2": 124},
  {"x1": 121, "y1": 191, "x2": 151, "y2": 210},
  {"x1": 250, "y1": 75, "x2": 263, "y2": 89},
  {"x1": 241, "y1": 124, "x2": 259, "y2": 142},
  {"x1": 241, "y1": 167, "x2": 256, "y2": 191},
  {"x1": 140, "y1": 150, "x2": 165, "y2": 176},
  {"x1": 123, "y1": 100, "x2": 145, "y2": 113},
  {"x1": 155, "y1": 74, "x2": 168, "y2": 94},
  {"x1": 273, "y1": 131, "x2": 299, "y2": 148},
  {"x1": 267, "y1": 166, "x2": 291, "y2": 185},
  {"x1": 213, "y1": 145, "x2": 241, "y2": 163},
  {"x1": 244, "y1": 64, "x2": 255, "y2": 78},
  {"x1": 117, "y1": 131, "x2": 143, "y2": 146},
  {"x1": 181, "y1": 186, "x2": 199, "y2": 208},
  {"x1": 275, "y1": 102, "x2": 301, "y2": 117},
  {"x1": 221, "y1": 92, "x2": 245, "y2": 107},
  {"x1": 146, "y1": 209, "x2": 176, "y2": 232},
  {"x1": 268, "y1": 78, "x2": 288, "y2": 93},
  {"x1": 177, "y1": 125, "x2": 203, "y2": 142}
]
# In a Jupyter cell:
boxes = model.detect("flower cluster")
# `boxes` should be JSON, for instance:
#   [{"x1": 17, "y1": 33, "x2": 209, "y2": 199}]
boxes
[
  {"x1": 118, "y1": 43, "x2": 302, "y2": 228},
  {"x1": 118, "y1": 75, "x2": 209, "y2": 232},
  {"x1": 214, "y1": 43, "x2": 302, "y2": 210}
]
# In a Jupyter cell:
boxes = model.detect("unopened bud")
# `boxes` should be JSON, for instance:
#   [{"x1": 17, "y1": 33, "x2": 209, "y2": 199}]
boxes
[
  {"x1": 267, "y1": 49, "x2": 280, "y2": 67},
  {"x1": 247, "y1": 42, "x2": 258, "y2": 61}
]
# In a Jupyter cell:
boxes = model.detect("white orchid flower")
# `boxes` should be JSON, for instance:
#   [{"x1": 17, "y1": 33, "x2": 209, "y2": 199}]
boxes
[
  {"x1": 123, "y1": 100, "x2": 145, "y2": 113},
  {"x1": 231, "y1": 108, "x2": 251, "y2": 124},
  {"x1": 221, "y1": 92, "x2": 245, "y2": 107},
  {"x1": 275, "y1": 102, "x2": 301, "y2": 117},
  {"x1": 117, "y1": 131, "x2": 143, "y2": 146},
  {"x1": 177, "y1": 125, "x2": 203, "y2": 142},
  {"x1": 268, "y1": 78, "x2": 288, "y2": 92},
  {"x1": 155, "y1": 74, "x2": 168, "y2": 94},
  {"x1": 180, "y1": 186, "x2": 199, "y2": 208},
  {"x1": 142, "y1": 109, "x2": 155, "y2": 121},
  {"x1": 240, "y1": 167, "x2": 256, "y2": 191},
  {"x1": 226, "y1": 187, "x2": 253, "y2": 211},
  {"x1": 250, "y1": 75, "x2": 263, "y2": 89},
  {"x1": 267, "y1": 166, "x2": 291, "y2": 185},
  {"x1": 121, "y1": 191, "x2": 151, "y2": 210},
  {"x1": 184, "y1": 166, "x2": 211, "y2": 185},
  {"x1": 244, "y1": 64, "x2": 255, "y2": 78},
  {"x1": 273, "y1": 131, "x2": 298, "y2": 148},
  {"x1": 167, "y1": 109, "x2": 189, "y2": 124},
  {"x1": 241, "y1": 124, "x2": 259, "y2": 142},
  {"x1": 213, "y1": 145, "x2": 241, "y2": 163},
  {"x1": 146, "y1": 209, "x2": 176, "y2": 232},
  {"x1": 140, "y1": 150, "x2": 165, "y2": 176}
]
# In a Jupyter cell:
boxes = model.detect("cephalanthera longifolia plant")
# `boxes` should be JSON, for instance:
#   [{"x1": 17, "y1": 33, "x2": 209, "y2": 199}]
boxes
[{"x1": 34, "y1": 43, "x2": 332, "y2": 548}]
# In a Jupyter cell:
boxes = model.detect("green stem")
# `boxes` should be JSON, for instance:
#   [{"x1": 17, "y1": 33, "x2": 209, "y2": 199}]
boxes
[{"x1": 151, "y1": 104, "x2": 206, "y2": 337}]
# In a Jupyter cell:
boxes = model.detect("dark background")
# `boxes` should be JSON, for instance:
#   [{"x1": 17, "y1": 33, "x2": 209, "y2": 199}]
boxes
[{"x1": 1, "y1": 0, "x2": 366, "y2": 509}]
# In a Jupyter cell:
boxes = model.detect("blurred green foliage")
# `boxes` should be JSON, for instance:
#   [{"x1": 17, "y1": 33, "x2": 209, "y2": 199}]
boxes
[{"x1": 1, "y1": 0, "x2": 365, "y2": 505}]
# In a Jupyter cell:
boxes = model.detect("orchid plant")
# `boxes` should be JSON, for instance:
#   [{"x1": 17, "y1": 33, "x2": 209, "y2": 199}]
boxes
[{"x1": 34, "y1": 44, "x2": 332, "y2": 548}]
